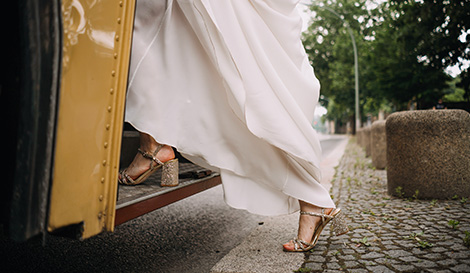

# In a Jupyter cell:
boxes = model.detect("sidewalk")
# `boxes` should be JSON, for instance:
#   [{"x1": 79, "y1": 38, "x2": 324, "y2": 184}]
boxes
[
  {"x1": 299, "y1": 139, "x2": 470, "y2": 272},
  {"x1": 212, "y1": 138, "x2": 470, "y2": 273}
]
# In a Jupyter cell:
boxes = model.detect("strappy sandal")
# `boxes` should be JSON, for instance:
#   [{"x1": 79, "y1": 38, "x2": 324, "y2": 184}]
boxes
[
  {"x1": 284, "y1": 208, "x2": 349, "y2": 252},
  {"x1": 118, "y1": 144, "x2": 178, "y2": 186}
]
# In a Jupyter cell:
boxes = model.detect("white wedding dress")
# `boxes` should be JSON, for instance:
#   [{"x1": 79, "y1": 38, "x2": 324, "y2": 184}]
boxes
[{"x1": 125, "y1": 0, "x2": 336, "y2": 216}]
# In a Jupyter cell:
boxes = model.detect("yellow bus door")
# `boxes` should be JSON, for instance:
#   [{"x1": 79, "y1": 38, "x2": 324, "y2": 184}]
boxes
[{"x1": 47, "y1": 0, "x2": 136, "y2": 239}]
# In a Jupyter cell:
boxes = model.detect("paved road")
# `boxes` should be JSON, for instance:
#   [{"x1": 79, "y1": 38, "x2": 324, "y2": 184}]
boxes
[{"x1": 1, "y1": 135, "x2": 346, "y2": 273}]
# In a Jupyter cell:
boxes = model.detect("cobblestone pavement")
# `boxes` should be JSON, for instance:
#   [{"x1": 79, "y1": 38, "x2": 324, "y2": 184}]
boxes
[{"x1": 296, "y1": 139, "x2": 470, "y2": 273}]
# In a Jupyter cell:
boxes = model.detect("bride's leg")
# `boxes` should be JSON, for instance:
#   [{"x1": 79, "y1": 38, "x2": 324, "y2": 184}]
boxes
[{"x1": 120, "y1": 132, "x2": 175, "y2": 181}]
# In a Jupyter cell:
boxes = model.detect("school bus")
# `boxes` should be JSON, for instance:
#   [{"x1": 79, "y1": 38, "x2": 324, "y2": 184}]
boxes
[{"x1": 1, "y1": 0, "x2": 220, "y2": 242}]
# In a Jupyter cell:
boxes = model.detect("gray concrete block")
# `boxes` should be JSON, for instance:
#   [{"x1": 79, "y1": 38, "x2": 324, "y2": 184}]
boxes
[
  {"x1": 371, "y1": 120, "x2": 387, "y2": 169},
  {"x1": 364, "y1": 126, "x2": 372, "y2": 157},
  {"x1": 356, "y1": 128, "x2": 364, "y2": 148},
  {"x1": 386, "y1": 110, "x2": 470, "y2": 199}
]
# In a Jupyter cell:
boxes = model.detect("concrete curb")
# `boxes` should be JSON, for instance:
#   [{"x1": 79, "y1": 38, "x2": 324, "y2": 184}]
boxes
[{"x1": 211, "y1": 135, "x2": 350, "y2": 273}]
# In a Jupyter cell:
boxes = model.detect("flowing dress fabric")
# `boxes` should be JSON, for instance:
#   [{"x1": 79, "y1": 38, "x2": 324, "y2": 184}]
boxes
[{"x1": 125, "y1": 0, "x2": 336, "y2": 215}]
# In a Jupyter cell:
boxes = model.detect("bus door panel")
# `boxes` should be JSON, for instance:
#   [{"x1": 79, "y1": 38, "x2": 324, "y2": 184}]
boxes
[{"x1": 47, "y1": 0, "x2": 135, "y2": 239}]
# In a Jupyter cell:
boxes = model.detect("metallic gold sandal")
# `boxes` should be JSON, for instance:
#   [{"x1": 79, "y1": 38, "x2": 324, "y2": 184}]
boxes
[
  {"x1": 284, "y1": 208, "x2": 349, "y2": 252},
  {"x1": 118, "y1": 144, "x2": 178, "y2": 186}
]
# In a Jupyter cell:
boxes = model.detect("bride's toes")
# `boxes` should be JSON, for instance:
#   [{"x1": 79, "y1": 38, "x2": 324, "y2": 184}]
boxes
[{"x1": 282, "y1": 240, "x2": 295, "y2": 251}]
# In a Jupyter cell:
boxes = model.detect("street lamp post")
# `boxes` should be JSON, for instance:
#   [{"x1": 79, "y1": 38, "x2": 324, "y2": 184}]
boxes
[{"x1": 302, "y1": 4, "x2": 361, "y2": 131}]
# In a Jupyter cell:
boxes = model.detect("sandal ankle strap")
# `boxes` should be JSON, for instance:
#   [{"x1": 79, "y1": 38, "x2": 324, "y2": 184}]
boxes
[
  {"x1": 138, "y1": 144, "x2": 164, "y2": 166},
  {"x1": 300, "y1": 208, "x2": 333, "y2": 223}
]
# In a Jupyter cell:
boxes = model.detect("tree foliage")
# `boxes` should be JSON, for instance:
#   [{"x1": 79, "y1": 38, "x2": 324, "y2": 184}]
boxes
[
  {"x1": 391, "y1": 1, "x2": 469, "y2": 75},
  {"x1": 302, "y1": 0, "x2": 469, "y2": 125},
  {"x1": 388, "y1": 0, "x2": 470, "y2": 104},
  {"x1": 303, "y1": 0, "x2": 371, "y2": 123},
  {"x1": 367, "y1": 0, "x2": 451, "y2": 110}
]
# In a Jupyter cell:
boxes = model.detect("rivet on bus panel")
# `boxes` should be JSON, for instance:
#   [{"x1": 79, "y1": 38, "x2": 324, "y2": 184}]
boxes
[
  {"x1": 117, "y1": 18, "x2": 121, "y2": 24},
  {"x1": 106, "y1": 124, "x2": 110, "y2": 130},
  {"x1": 99, "y1": 195, "x2": 103, "y2": 201},
  {"x1": 104, "y1": 142, "x2": 108, "y2": 148},
  {"x1": 98, "y1": 212, "x2": 103, "y2": 219},
  {"x1": 111, "y1": 70, "x2": 116, "y2": 77},
  {"x1": 114, "y1": 53, "x2": 118, "y2": 59},
  {"x1": 102, "y1": 160, "x2": 107, "y2": 166},
  {"x1": 119, "y1": 1, "x2": 123, "y2": 7},
  {"x1": 115, "y1": 35, "x2": 120, "y2": 42},
  {"x1": 110, "y1": 88, "x2": 114, "y2": 94},
  {"x1": 101, "y1": 177, "x2": 105, "y2": 184},
  {"x1": 108, "y1": 106, "x2": 112, "y2": 112}
]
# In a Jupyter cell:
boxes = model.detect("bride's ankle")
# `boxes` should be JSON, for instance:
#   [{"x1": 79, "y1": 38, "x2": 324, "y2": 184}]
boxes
[
  {"x1": 299, "y1": 201, "x2": 334, "y2": 214},
  {"x1": 138, "y1": 133, "x2": 175, "y2": 161},
  {"x1": 139, "y1": 133, "x2": 158, "y2": 150}
]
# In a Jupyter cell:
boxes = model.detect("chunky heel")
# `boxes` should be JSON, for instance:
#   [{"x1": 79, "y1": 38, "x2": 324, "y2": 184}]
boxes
[
  {"x1": 331, "y1": 210, "x2": 349, "y2": 236},
  {"x1": 160, "y1": 158, "x2": 179, "y2": 186}
]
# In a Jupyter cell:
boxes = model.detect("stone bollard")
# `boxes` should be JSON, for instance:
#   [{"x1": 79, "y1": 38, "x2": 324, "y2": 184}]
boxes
[
  {"x1": 371, "y1": 120, "x2": 387, "y2": 169},
  {"x1": 386, "y1": 110, "x2": 470, "y2": 199},
  {"x1": 364, "y1": 126, "x2": 371, "y2": 157},
  {"x1": 356, "y1": 128, "x2": 363, "y2": 147}
]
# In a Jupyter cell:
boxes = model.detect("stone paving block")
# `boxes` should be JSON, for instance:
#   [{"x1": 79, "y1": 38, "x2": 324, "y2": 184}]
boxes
[
  {"x1": 371, "y1": 120, "x2": 387, "y2": 169},
  {"x1": 452, "y1": 264, "x2": 470, "y2": 271},
  {"x1": 386, "y1": 109, "x2": 470, "y2": 199},
  {"x1": 304, "y1": 262, "x2": 323, "y2": 271},
  {"x1": 366, "y1": 265, "x2": 394, "y2": 273},
  {"x1": 361, "y1": 252, "x2": 384, "y2": 259},
  {"x1": 391, "y1": 264, "x2": 416, "y2": 272},
  {"x1": 326, "y1": 262, "x2": 341, "y2": 270},
  {"x1": 437, "y1": 259, "x2": 459, "y2": 266},
  {"x1": 386, "y1": 249, "x2": 411, "y2": 257},
  {"x1": 343, "y1": 261, "x2": 361, "y2": 268},
  {"x1": 349, "y1": 269, "x2": 368, "y2": 273}
]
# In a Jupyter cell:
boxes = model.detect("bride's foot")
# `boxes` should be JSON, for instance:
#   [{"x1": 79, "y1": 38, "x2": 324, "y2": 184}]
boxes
[
  {"x1": 283, "y1": 204, "x2": 332, "y2": 252},
  {"x1": 118, "y1": 133, "x2": 176, "y2": 185},
  {"x1": 283, "y1": 201, "x2": 348, "y2": 252}
]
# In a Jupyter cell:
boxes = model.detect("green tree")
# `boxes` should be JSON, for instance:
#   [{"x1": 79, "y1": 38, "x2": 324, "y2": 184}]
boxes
[
  {"x1": 302, "y1": 0, "x2": 373, "y2": 127},
  {"x1": 366, "y1": 1, "x2": 450, "y2": 110},
  {"x1": 390, "y1": 0, "x2": 470, "y2": 103},
  {"x1": 443, "y1": 76, "x2": 466, "y2": 102},
  {"x1": 302, "y1": 0, "x2": 455, "y2": 119}
]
